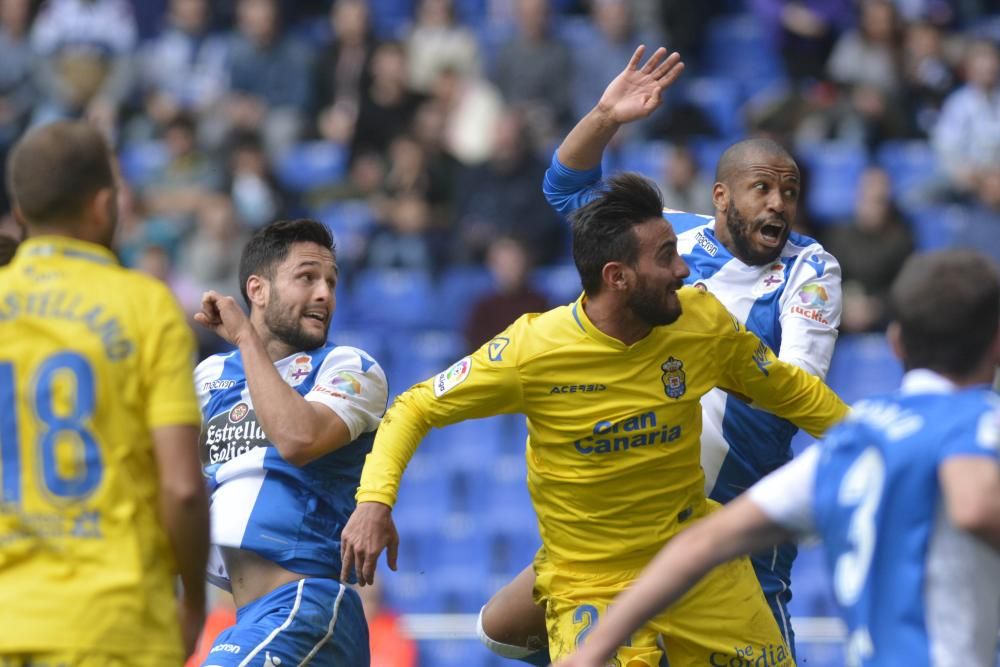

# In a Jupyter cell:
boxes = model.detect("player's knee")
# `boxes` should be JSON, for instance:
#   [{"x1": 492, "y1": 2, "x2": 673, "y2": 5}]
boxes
[{"x1": 477, "y1": 606, "x2": 536, "y2": 659}]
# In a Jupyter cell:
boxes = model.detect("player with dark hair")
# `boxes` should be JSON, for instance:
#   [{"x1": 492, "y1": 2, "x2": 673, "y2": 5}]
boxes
[
  {"x1": 0, "y1": 120, "x2": 209, "y2": 664},
  {"x1": 341, "y1": 165, "x2": 848, "y2": 665},
  {"x1": 556, "y1": 249, "x2": 1000, "y2": 667},
  {"x1": 480, "y1": 46, "x2": 842, "y2": 664},
  {"x1": 194, "y1": 218, "x2": 388, "y2": 666}
]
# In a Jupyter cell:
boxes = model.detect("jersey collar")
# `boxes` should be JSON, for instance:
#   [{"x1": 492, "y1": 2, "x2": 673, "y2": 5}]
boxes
[
  {"x1": 570, "y1": 293, "x2": 658, "y2": 352},
  {"x1": 15, "y1": 235, "x2": 118, "y2": 267},
  {"x1": 900, "y1": 369, "x2": 956, "y2": 395}
]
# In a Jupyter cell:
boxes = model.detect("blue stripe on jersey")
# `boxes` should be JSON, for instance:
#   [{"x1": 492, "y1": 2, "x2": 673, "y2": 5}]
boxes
[{"x1": 679, "y1": 226, "x2": 732, "y2": 282}]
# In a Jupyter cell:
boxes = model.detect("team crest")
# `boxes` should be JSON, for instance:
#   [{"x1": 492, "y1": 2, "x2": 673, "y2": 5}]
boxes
[
  {"x1": 287, "y1": 354, "x2": 313, "y2": 386},
  {"x1": 661, "y1": 357, "x2": 686, "y2": 400},
  {"x1": 229, "y1": 402, "x2": 250, "y2": 423},
  {"x1": 752, "y1": 262, "x2": 785, "y2": 297}
]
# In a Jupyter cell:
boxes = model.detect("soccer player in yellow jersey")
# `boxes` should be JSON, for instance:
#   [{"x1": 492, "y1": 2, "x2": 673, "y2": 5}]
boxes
[
  {"x1": 341, "y1": 170, "x2": 848, "y2": 665},
  {"x1": 0, "y1": 121, "x2": 209, "y2": 666}
]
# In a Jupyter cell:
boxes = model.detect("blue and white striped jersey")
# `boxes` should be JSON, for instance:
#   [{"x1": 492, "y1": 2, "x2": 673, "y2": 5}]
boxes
[
  {"x1": 750, "y1": 370, "x2": 1000, "y2": 666},
  {"x1": 544, "y1": 155, "x2": 843, "y2": 632},
  {"x1": 194, "y1": 343, "x2": 388, "y2": 589}
]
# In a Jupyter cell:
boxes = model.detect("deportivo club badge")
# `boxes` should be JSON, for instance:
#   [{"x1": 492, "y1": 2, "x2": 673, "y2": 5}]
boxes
[{"x1": 661, "y1": 357, "x2": 686, "y2": 399}]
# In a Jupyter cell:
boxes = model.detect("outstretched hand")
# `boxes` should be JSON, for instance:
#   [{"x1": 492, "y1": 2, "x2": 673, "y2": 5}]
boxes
[
  {"x1": 597, "y1": 46, "x2": 684, "y2": 124},
  {"x1": 193, "y1": 290, "x2": 253, "y2": 346}
]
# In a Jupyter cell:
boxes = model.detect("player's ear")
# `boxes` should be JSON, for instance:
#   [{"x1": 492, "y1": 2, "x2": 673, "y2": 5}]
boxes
[
  {"x1": 245, "y1": 274, "x2": 268, "y2": 309},
  {"x1": 712, "y1": 182, "x2": 729, "y2": 214},
  {"x1": 601, "y1": 261, "x2": 629, "y2": 292}
]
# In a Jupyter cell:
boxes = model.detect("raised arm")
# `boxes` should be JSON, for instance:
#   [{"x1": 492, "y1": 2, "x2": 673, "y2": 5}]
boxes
[{"x1": 543, "y1": 46, "x2": 684, "y2": 217}]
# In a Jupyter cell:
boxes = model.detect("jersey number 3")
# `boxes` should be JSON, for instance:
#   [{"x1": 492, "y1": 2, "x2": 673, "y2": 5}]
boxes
[
  {"x1": 833, "y1": 446, "x2": 886, "y2": 606},
  {"x1": 0, "y1": 352, "x2": 103, "y2": 505}
]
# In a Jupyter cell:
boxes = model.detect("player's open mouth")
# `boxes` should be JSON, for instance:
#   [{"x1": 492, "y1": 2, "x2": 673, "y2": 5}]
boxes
[
  {"x1": 304, "y1": 310, "x2": 328, "y2": 324},
  {"x1": 757, "y1": 221, "x2": 785, "y2": 247}
]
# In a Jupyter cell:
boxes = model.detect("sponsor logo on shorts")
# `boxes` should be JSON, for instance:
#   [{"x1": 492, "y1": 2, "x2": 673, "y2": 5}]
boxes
[
  {"x1": 264, "y1": 651, "x2": 283, "y2": 666},
  {"x1": 708, "y1": 643, "x2": 791, "y2": 666},
  {"x1": 210, "y1": 643, "x2": 242, "y2": 654},
  {"x1": 434, "y1": 357, "x2": 471, "y2": 397}
]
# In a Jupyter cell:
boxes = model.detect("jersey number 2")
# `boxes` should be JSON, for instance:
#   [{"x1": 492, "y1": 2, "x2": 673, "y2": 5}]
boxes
[
  {"x1": 0, "y1": 353, "x2": 103, "y2": 505},
  {"x1": 833, "y1": 446, "x2": 885, "y2": 606}
]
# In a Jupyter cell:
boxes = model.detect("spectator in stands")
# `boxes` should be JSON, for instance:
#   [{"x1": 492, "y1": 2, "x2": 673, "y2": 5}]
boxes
[
  {"x1": 405, "y1": 0, "x2": 481, "y2": 94},
  {"x1": 411, "y1": 100, "x2": 461, "y2": 220},
  {"x1": 226, "y1": 131, "x2": 286, "y2": 228},
  {"x1": 823, "y1": 166, "x2": 913, "y2": 332},
  {"x1": 429, "y1": 66, "x2": 504, "y2": 165},
  {"x1": 362, "y1": 193, "x2": 443, "y2": 273},
  {"x1": 220, "y1": 0, "x2": 314, "y2": 158},
  {"x1": 314, "y1": 0, "x2": 374, "y2": 120},
  {"x1": 570, "y1": 0, "x2": 663, "y2": 132},
  {"x1": 900, "y1": 19, "x2": 955, "y2": 136},
  {"x1": 29, "y1": 0, "x2": 137, "y2": 136},
  {"x1": 453, "y1": 107, "x2": 563, "y2": 264},
  {"x1": 655, "y1": 144, "x2": 713, "y2": 215},
  {"x1": 748, "y1": 0, "x2": 852, "y2": 86},
  {"x1": 0, "y1": 0, "x2": 35, "y2": 156},
  {"x1": 141, "y1": 113, "x2": 222, "y2": 226},
  {"x1": 138, "y1": 0, "x2": 229, "y2": 132},
  {"x1": 932, "y1": 38, "x2": 1000, "y2": 197},
  {"x1": 357, "y1": 579, "x2": 418, "y2": 667},
  {"x1": 464, "y1": 236, "x2": 549, "y2": 351},
  {"x1": 347, "y1": 41, "x2": 424, "y2": 163},
  {"x1": 952, "y1": 165, "x2": 1000, "y2": 267},
  {"x1": 494, "y1": 0, "x2": 574, "y2": 141}
]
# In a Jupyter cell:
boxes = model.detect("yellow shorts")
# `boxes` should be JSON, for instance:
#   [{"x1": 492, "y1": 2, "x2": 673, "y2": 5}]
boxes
[
  {"x1": 0, "y1": 653, "x2": 179, "y2": 667},
  {"x1": 534, "y1": 508, "x2": 795, "y2": 667}
]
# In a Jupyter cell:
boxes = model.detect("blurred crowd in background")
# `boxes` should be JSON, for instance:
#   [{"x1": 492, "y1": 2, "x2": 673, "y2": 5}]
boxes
[{"x1": 0, "y1": 0, "x2": 998, "y2": 358}]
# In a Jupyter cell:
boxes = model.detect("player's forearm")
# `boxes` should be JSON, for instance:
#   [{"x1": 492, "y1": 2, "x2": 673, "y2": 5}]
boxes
[
  {"x1": 748, "y1": 359, "x2": 848, "y2": 437},
  {"x1": 237, "y1": 328, "x2": 335, "y2": 463},
  {"x1": 357, "y1": 388, "x2": 433, "y2": 506},
  {"x1": 161, "y1": 485, "x2": 210, "y2": 610},
  {"x1": 556, "y1": 106, "x2": 621, "y2": 170}
]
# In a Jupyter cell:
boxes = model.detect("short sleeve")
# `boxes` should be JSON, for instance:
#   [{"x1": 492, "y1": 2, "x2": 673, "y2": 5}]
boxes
[
  {"x1": 304, "y1": 347, "x2": 388, "y2": 440},
  {"x1": 141, "y1": 281, "x2": 201, "y2": 429},
  {"x1": 942, "y1": 401, "x2": 1000, "y2": 462},
  {"x1": 748, "y1": 445, "x2": 821, "y2": 536},
  {"x1": 778, "y1": 246, "x2": 842, "y2": 379}
]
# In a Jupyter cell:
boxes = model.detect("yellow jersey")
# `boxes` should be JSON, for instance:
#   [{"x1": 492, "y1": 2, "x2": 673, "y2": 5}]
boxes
[
  {"x1": 358, "y1": 287, "x2": 848, "y2": 568},
  {"x1": 0, "y1": 236, "x2": 201, "y2": 659}
]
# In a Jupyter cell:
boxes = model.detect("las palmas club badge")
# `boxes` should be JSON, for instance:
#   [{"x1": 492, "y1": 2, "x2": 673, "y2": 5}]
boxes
[{"x1": 661, "y1": 357, "x2": 686, "y2": 399}]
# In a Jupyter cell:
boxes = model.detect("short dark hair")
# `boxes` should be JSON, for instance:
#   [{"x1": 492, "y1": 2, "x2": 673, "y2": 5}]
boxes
[
  {"x1": 238, "y1": 218, "x2": 336, "y2": 307},
  {"x1": 570, "y1": 172, "x2": 665, "y2": 295},
  {"x1": 889, "y1": 250, "x2": 1000, "y2": 376},
  {"x1": 6, "y1": 121, "x2": 114, "y2": 226}
]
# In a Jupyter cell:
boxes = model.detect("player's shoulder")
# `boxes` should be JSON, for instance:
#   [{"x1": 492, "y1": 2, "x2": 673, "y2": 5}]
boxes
[
  {"x1": 317, "y1": 342, "x2": 384, "y2": 376},
  {"x1": 783, "y1": 232, "x2": 840, "y2": 268},
  {"x1": 664, "y1": 210, "x2": 714, "y2": 237},
  {"x1": 674, "y1": 286, "x2": 738, "y2": 333},
  {"x1": 194, "y1": 350, "x2": 239, "y2": 386}
]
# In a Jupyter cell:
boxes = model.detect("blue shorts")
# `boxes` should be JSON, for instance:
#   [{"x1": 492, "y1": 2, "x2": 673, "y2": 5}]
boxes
[{"x1": 200, "y1": 578, "x2": 369, "y2": 667}]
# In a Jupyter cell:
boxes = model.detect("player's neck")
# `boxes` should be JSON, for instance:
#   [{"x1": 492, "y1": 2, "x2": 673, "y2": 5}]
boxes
[
  {"x1": 253, "y1": 323, "x2": 298, "y2": 362},
  {"x1": 583, "y1": 295, "x2": 652, "y2": 346}
]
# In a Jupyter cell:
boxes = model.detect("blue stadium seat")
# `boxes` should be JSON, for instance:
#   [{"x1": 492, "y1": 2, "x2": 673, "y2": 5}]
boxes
[
  {"x1": 683, "y1": 77, "x2": 744, "y2": 140},
  {"x1": 421, "y1": 640, "x2": 491, "y2": 667},
  {"x1": 275, "y1": 141, "x2": 347, "y2": 193},
  {"x1": 385, "y1": 329, "x2": 465, "y2": 394},
  {"x1": 353, "y1": 269, "x2": 438, "y2": 330},
  {"x1": 616, "y1": 141, "x2": 671, "y2": 179},
  {"x1": 797, "y1": 142, "x2": 869, "y2": 224},
  {"x1": 118, "y1": 141, "x2": 167, "y2": 187},
  {"x1": 327, "y1": 327, "x2": 387, "y2": 366},
  {"x1": 434, "y1": 416, "x2": 506, "y2": 471},
  {"x1": 436, "y1": 266, "x2": 496, "y2": 330},
  {"x1": 826, "y1": 334, "x2": 902, "y2": 405},
  {"x1": 789, "y1": 544, "x2": 838, "y2": 618},
  {"x1": 689, "y1": 136, "x2": 729, "y2": 176},
  {"x1": 702, "y1": 14, "x2": 785, "y2": 95},
  {"x1": 532, "y1": 264, "x2": 582, "y2": 307},
  {"x1": 876, "y1": 140, "x2": 940, "y2": 199},
  {"x1": 907, "y1": 205, "x2": 964, "y2": 252},
  {"x1": 368, "y1": 0, "x2": 414, "y2": 39}
]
